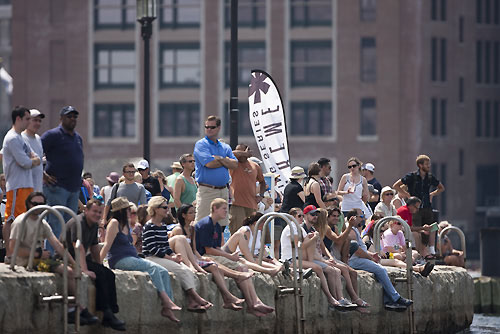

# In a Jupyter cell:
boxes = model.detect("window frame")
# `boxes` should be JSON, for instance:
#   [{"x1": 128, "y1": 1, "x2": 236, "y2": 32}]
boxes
[
  {"x1": 224, "y1": 41, "x2": 266, "y2": 87},
  {"x1": 94, "y1": 0, "x2": 136, "y2": 30},
  {"x1": 290, "y1": 41, "x2": 332, "y2": 87},
  {"x1": 290, "y1": 101, "x2": 333, "y2": 136},
  {"x1": 159, "y1": 42, "x2": 201, "y2": 88},
  {"x1": 158, "y1": 103, "x2": 200, "y2": 137},
  {"x1": 359, "y1": 97, "x2": 377, "y2": 136},
  {"x1": 94, "y1": 43, "x2": 135, "y2": 89},
  {"x1": 159, "y1": 0, "x2": 201, "y2": 29},
  {"x1": 360, "y1": 37, "x2": 377, "y2": 83},
  {"x1": 93, "y1": 103, "x2": 136, "y2": 138},
  {"x1": 290, "y1": 0, "x2": 332, "y2": 27},
  {"x1": 224, "y1": 0, "x2": 266, "y2": 28}
]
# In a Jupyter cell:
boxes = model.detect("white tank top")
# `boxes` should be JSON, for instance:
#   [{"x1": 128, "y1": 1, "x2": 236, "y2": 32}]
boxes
[{"x1": 341, "y1": 175, "x2": 370, "y2": 217}]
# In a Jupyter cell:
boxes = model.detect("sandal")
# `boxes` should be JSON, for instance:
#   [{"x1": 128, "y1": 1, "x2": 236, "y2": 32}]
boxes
[
  {"x1": 353, "y1": 298, "x2": 370, "y2": 308},
  {"x1": 424, "y1": 254, "x2": 437, "y2": 260},
  {"x1": 338, "y1": 298, "x2": 358, "y2": 310},
  {"x1": 420, "y1": 262, "x2": 434, "y2": 277}
]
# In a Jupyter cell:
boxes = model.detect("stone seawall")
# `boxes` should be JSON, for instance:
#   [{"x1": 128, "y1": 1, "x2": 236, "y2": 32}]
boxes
[{"x1": 0, "y1": 264, "x2": 473, "y2": 334}]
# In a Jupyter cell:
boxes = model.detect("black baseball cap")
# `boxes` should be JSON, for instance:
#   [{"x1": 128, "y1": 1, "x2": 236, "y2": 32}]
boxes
[{"x1": 60, "y1": 106, "x2": 79, "y2": 116}]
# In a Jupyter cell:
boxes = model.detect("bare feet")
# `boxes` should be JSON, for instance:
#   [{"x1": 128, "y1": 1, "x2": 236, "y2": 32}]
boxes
[
  {"x1": 235, "y1": 271, "x2": 254, "y2": 284},
  {"x1": 200, "y1": 301, "x2": 213, "y2": 310},
  {"x1": 223, "y1": 302, "x2": 243, "y2": 311},
  {"x1": 246, "y1": 307, "x2": 267, "y2": 317},
  {"x1": 254, "y1": 303, "x2": 274, "y2": 314},
  {"x1": 269, "y1": 266, "x2": 281, "y2": 277},
  {"x1": 161, "y1": 307, "x2": 180, "y2": 323}
]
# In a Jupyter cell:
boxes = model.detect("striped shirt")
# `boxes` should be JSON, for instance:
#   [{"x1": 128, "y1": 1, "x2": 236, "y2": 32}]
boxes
[{"x1": 142, "y1": 221, "x2": 174, "y2": 258}]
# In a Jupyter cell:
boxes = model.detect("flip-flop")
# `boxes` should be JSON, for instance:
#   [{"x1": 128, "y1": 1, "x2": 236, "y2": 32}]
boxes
[
  {"x1": 420, "y1": 262, "x2": 435, "y2": 277},
  {"x1": 187, "y1": 306, "x2": 207, "y2": 313},
  {"x1": 353, "y1": 298, "x2": 370, "y2": 308}
]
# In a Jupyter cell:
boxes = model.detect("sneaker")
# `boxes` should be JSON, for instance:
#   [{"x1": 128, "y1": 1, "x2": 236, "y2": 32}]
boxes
[
  {"x1": 68, "y1": 310, "x2": 88, "y2": 326},
  {"x1": 384, "y1": 301, "x2": 407, "y2": 311},
  {"x1": 396, "y1": 297, "x2": 413, "y2": 307},
  {"x1": 80, "y1": 308, "x2": 99, "y2": 325},
  {"x1": 338, "y1": 298, "x2": 358, "y2": 310}
]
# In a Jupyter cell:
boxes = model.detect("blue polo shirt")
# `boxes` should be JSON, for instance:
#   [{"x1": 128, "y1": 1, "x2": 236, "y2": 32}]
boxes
[
  {"x1": 41, "y1": 125, "x2": 84, "y2": 192},
  {"x1": 194, "y1": 136, "x2": 236, "y2": 187},
  {"x1": 194, "y1": 215, "x2": 221, "y2": 256}
]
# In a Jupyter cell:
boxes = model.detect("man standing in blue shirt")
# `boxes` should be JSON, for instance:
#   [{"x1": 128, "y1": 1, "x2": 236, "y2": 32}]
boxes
[
  {"x1": 41, "y1": 106, "x2": 84, "y2": 251},
  {"x1": 193, "y1": 115, "x2": 238, "y2": 227}
]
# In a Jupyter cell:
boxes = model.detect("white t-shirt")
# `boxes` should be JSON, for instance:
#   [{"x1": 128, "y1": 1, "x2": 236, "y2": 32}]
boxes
[
  {"x1": 22, "y1": 132, "x2": 44, "y2": 192},
  {"x1": 280, "y1": 223, "x2": 307, "y2": 261}
]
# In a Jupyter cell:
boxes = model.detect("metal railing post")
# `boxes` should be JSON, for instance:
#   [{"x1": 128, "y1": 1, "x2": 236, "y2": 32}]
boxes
[
  {"x1": 437, "y1": 226, "x2": 466, "y2": 263},
  {"x1": 373, "y1": 216, "x2": 416, "y2": 334}
]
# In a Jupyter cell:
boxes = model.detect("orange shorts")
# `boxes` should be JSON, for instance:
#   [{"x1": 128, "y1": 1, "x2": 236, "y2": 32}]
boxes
[{"x1": 5, "y1": 188, "x2": 33, "y2": 222}]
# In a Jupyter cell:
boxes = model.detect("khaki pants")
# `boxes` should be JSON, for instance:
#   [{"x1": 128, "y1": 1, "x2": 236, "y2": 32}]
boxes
[
  {"x1": 229, "y1": 205, "x2": 256, "y2": 235},
  {"x1": 146, "y1": 256, "x2": 197, "y2": 291},
  {"x1": 195, "y1": 185, "x2": 229, "y2": 226},
  {"x1": 208, "y1": 255, "x2": 242, "y2": 271}
]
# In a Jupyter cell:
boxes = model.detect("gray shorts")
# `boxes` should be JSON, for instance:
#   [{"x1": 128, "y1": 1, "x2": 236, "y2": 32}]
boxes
[{"x1": 313, "y1": 260, "x2": 328, "y2": 269}]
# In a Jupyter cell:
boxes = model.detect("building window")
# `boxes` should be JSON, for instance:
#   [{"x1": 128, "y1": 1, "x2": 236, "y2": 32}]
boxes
[
  {"x1": 158, "y1": 103, "x2": 200, "y2": 137},
  {"x1": 431, "y1": 37, "x2": 446, "y2": 82},
  {"x1": 223, "y1": 103, "x2": 253, "y2": 136},
  {"x1": 159, "y1": 43, "x2": 200, "y2": 88},
  {"x1": 160, "y1": 0, "x2": 200, "y2": 28},
  {"x1": 485, "y1": 41, "x2": 491, "y2": 83},
  {"x1": 486, "y1": 0, "x2": 491, "y2": 24},
  {"x1": 225, "y1": 0, "x2": 265, "y2": 28},
  {"x1": 290, "y1": 102, "x2": 332, "y2": 136},
  {"x1": 476, "y1": 165, "x2": 500, "y2": 207},
  {"x1": 477, "y1": 0, "x2": 482, "y2": 23},
  {"x1": 459, "y1": 149, "x2": 464, "y2": 176},
  {"x1": 477, "y1": 40, "x2": 483, "y2": 83},
  {"x1": 360, "y1": 98, "x2": 376, "y2": 136},
  {"x1": 459, "y1": 16, "x2": 464, "y2": 43},
  {"x1": 485, "y1": 100, "x2": 491, "y2": 137},
  {"x1": 291, "y1": 41, "x2": 332, "y2": 87},
  {"x1": 431, "y1": 98, "x2": 438, "y2": 135},
  {"x1": 360, "y1": 37, "x2": 376, "y2": 83},
  {"x1": 291, "y1": 0, "x2": 332, "y2": 27},
  {"x1": 94, "y1": 44, "x2": 135, "y2": 89},
  {"x1": 225, "y1": 42, "x2": 266, "y2": 87},
  {"x1": 459, "y1": 77, "x2": 464, "y2": 103},
  {"x1": 494, "y1": 101, "x2": 500, "y2": 137},
  {"x1": 360, "y1": 0, "x2": 376, "y2": 22},
  {"x1": 431, "y1": 0, "x2": 446, "y2": 21},
  {"x1": 94, "y1": 104, "x2": 135, "y2": 137},
  {"x1": 431, "y1": 98, "x2": 446, "y2": 136},
  {"x1": 494, "y1": 41, "x2": 499, "y2": 84},
  {"x1": 94, "y1": 0, "x2": 136, "y2": 30},
  {"x1": 495, "y1": 0, "x2": 500, "y2": 24},
  {"x1": 476, "y1": 100, "x2": 482, "y2": 137}
]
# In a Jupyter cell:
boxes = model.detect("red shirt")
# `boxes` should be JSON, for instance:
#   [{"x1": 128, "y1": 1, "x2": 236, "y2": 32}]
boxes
[{"x1": 397, "y1": 205, "x2": 412, "y2": 227}]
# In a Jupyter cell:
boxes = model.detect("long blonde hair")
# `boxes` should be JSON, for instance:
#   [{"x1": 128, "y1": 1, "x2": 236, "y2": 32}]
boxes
[{"x1": 312, "y1": 208, "x2": 328, "y2": 239}]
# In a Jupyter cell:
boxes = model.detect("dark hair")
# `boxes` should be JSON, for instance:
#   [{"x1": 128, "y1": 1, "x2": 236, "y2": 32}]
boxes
[
  {"x1": 406, "y1": 196, "x2": 422, "y2": 207},
  {"x1": 177, "y1": 204, "x2": 194, "y2": 227},
  {"x1": 82, "y1": 172, "x2": 93, "y2": 179},
  {"x1": 242, "y1": 212, "x2": 263, "y2": 226},
  {"x1": 179, "y1": 153, "x2": 193, "y2": 165},
  {"x1": 25, "y1": 191, "x2": 46, "y2": 209},
  {"x1": 112, "y1": 208, "x2": 130, "y2": 231},
  {"x1": 85, "y1": 198, "x2": 103, "y2": 210},
  {"x1": 137, "y1": 204, "x2": 149, "y2": 226},
  {"x1": 327, "y1": 207, "x2": 341, "y2": 217},
  {"x1": 345, "y1": 208, "x2": 360, "y2": 220},
  {"x1": 307, "y1": 162, "x2": 321, "y2": 177},
  {"x1": 122, "y1": 163, "x2": 135, "y2": 173},
  {"x1": 289, "y1": 207, "x2": 302, "y2": 217},
  {"x1": 11, "y1": 106, "x2": 30, "y2": 124},
  {"x1": 206, "y1": 115, "x2": 221, "y2": 127},
  {"x1": 317, "y1": 158, "x2": 330, "y2": 168}
]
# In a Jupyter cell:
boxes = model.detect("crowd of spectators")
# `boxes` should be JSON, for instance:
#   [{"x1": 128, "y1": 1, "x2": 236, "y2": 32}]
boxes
[{"x1": 1, "y1": 108, "x2": 461, "y2": 327}]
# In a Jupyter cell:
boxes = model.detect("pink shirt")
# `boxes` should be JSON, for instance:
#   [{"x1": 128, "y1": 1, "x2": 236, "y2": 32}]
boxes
[{"x1": 381, "y1": 229, "x2": 405, "y2": 252}]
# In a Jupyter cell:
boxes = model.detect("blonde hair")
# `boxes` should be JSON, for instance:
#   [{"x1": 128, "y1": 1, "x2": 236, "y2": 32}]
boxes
[
  {"x1": 312, "y1": 208, "x2": 328, "y2": 239},
  {"x1": 134, "y1": 172, "x2": 143, "y2": 183},
  {"x1": 152, "y1": 170, "x2": 166, "y2": 183},
  {"x1": 210, "y1": 198, "x2": 227, "y2": 213},
  {"x1": 147, "y1": 196, "x2": 167, "y2": 217},
  {"x1": 416, "y1": 154, "x2": 430, "y2": 166}
]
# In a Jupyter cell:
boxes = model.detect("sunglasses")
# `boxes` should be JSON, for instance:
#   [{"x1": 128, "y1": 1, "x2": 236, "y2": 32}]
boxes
[
  {"x1": 384, "y1": 193, "x2": 394, "y2": 196},
  {"x1": 65, "y1": 114, "x2": 78, "y2": 119},
  {"x1": 308, "y1": 212, "x2": 318, "y2": 216},
  {"x1": 297, "y1": 214, "x2": 304, "y2": 218},
  {"x1": 205, "y1": 125, "x2": 217, "y2": 129},
  {"x1": 124, "y1": 170, "x2": 136, "y2": 174},
  {"x1": 30, "y1": 202, "x2": 46, "y2": 206},
  {"x1": 348, "y1": 164, "x2": 359, "y2": 169},
  {"x1": 395, "y1": 222, "x2": 402, "y2": 225},
  {"x1": 357, "y1": 214, "x2": 365, "y2": 219},
  {"x1": 159, "y1": 205, "x2": 169, "y2": 209}
]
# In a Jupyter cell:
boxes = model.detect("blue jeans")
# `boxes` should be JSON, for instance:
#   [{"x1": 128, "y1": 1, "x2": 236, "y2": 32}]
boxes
[
  {"x1": 114, "y1": 256, "x2": 173, "y2": 300},
  {"x1": 43, "y1": 184, "x2": 79, "y2": 254},
  {"x1": 349, "y1": 256, "x2": 400, "y2": 303}
]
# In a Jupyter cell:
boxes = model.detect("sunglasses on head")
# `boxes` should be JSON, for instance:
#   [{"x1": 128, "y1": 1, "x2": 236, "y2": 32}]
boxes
[
  {"x1": 205, "y1": 125, "x2": 217, "y2": 129},
  {"x1": 348, "y1": 164, "x2": 359, "y2": 169}
]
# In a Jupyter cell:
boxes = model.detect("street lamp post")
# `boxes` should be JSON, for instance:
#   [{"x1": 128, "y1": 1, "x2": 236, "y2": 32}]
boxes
[
  {"x1": 137, "y1": 0, "x2": 157, "y2": 162},
  {"x1": 229, "y1": 0, "x2": 238, "y2": 149}
]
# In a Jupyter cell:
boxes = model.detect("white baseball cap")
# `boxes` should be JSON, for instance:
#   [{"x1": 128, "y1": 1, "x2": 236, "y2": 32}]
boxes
[
  {"x1": 30, "y1": 109, "x2": 45, "y2": 118},
  {"x1": 137, "y1": 159, "x2": 149, "y2": 170},
  {"x1": 363, "y1": 163, "x2": 375, "y2": 172}
]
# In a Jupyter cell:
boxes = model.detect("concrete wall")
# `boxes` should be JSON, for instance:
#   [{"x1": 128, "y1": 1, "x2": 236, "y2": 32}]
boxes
[
  {"x1": 0, "y1": 264, "x2": 473, "y2": 334},
  {"x1": 474, "y1": 276, "x2": 500, "y2": 314}
]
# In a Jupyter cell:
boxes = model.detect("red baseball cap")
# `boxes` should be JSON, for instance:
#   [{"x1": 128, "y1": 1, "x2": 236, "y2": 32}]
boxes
[{"x1": 303, "y1": 205, "x2": 318, "y2": 215}]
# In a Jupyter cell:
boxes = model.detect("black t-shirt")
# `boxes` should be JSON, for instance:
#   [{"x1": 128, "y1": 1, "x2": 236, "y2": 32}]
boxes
[
  {"x1": 368, "y1": 177, "x2": 382, "y2": 193},
  {"x1": 280, "y1": 180, "x2": 305, "y2": 213},
  {"x1": 401, "y1": 170, "x2": 440, "y2": 208},
  {"x1": 143, "y1": 176, "x2": 162, "y2": 196},
  {"x1": 66, "y1": 213, "x2": 99, "y2": 258}
]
